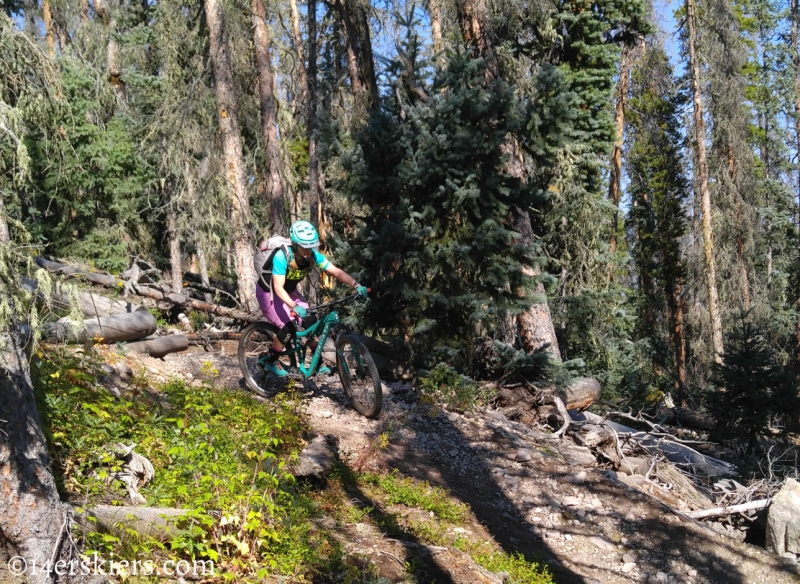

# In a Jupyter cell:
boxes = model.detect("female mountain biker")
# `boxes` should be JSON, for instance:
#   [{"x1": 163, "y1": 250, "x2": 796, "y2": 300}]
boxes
[{"x1": 256, "y1": 220, "x2": 368, "y2": 377}]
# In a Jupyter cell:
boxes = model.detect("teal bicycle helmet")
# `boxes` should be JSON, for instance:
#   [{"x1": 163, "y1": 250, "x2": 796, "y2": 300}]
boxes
[{"x1": 289, "y1": 220, "x2": 320, "y2": 249}]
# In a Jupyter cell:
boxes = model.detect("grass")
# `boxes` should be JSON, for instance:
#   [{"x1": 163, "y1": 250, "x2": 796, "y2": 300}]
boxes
[{"x1": 33, "y1": 347, "x2": 553, "y2": 584}]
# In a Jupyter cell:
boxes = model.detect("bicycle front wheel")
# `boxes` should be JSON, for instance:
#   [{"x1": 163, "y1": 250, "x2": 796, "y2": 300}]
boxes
[
  {"x1": 238, "y1": 321, "x2": 281, "y2": 395},
  {"x1": 336, "y1": 333, "x2": 382, "y2": 418}
]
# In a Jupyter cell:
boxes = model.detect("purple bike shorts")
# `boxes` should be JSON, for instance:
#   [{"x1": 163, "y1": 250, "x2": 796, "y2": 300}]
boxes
[{"x1": 256, "y1": 286, "x2": 310, "y2": 328}]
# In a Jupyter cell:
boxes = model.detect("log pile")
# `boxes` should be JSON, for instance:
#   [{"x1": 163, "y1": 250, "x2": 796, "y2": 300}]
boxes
[
  {"x1": 35, "y1": 255, "x2": 266, "y2": 359},
  {"x1": 487, "y1": 374, "x2": 777, "y2": 536}
]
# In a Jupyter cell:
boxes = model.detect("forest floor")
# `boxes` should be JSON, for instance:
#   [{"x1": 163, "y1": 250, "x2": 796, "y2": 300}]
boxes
[{"x1": 107, "y1": 342, "x2": 800, "y2": 584}]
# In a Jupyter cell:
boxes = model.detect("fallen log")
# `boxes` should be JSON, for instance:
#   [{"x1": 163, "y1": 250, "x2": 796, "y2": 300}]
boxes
[
  {"x1": 35, "y1": 256, "x2": 120, "y2": 287},
  {"x1": 497, "y1": 377, "x2": 602, "y2": 414},
  {"x1": 684, "y1": 499, "x2": 771, "y2": 520},
  {"x1": 573, "y1": 411, "x2": 736, "y2": 477},
  {"x1": 559, "y1": 377, "x2": 601, "y2": 411},
  {"x1": 74, "y1": 505, "x2": 189, "y2": 540},
  {"x1": 655, "y1": 407, "x2": 716, "y2": 431},
  {"x1": 45, "y1": 311, "x2": 158, "y2": 344},
  {"x1": 37, "y1": 257, "x2": 262, "y2": 323},
  {"x1": 52, "y1": 285, "x2": 145, "y2": 318},
  {"x1": 123, "y1": 335, "x2": 189, "y2": 358}
]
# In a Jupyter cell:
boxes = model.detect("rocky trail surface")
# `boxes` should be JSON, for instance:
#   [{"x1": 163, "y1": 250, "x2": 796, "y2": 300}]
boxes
[{"x1": 109, "y1": 344, "x2": 800, "y2": 584}]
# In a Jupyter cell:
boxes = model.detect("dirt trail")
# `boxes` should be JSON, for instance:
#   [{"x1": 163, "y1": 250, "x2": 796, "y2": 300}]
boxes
[{"x1": 122, "y1": 345, "x2": 800, "y2": 584}]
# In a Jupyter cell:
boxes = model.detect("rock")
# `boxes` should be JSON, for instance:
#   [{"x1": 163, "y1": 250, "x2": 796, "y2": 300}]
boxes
[
  {"x1": 621, "y1": 563, "x2": 636, "y2": 573},
  {"x1": 588, "y1": 536, "x2": 616, "y2": 552},
  {"x1": 623, "y1": 551, "x2": 636, "y2": 563},
  {"x1": 292, "y1": 435, "x2": 337, "y2": 479},
  {"x1": 572, "y1": 471, "x2": 587, "y2": 485},
  {"x1": 514, "y1": 448, "x2": 532, "y2": 462},
  {"x1": 766, "y1": 478, "x2": 800, "y2": 556},
  {"x1": 656, "y1": 572, "x2": 668, "y2": 582},
  {"x1": 562, "y1": 496, "x2": 581, "y2": 507},
  {"x1": 317, "y1": 410, "x2": 334, "y2": 419},
  {"x1": 115, "y1": 362, "x2": 133, "y2": 377}
]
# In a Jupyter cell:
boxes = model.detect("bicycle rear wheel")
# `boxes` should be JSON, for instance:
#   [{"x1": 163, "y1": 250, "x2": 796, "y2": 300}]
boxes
[
  {"x1": 238, "y1": 321, "x2": 282, "y2": 395},
  {"x1": 336, "y1": 333, "x2": 382, "y2": 418}
]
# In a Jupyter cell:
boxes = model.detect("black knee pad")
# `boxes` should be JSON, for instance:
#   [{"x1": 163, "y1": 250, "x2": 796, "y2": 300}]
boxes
[{"x1": 277, "y1": 321, "x2": 297, "y2": 346}]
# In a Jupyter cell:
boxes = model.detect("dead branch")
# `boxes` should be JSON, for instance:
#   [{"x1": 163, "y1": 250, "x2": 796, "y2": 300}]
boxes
[
  {"x1": 684, "y1": 499, "x2": 771, "y2": 520},
  {"x1": 550, "y1": 396, "x2": 571, "y2": 438}
]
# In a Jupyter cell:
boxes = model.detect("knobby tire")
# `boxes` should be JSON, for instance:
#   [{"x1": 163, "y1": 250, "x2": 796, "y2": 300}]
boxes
[
  {"x1": 336, "y1": 333, "x2": 382, "y2": 418},
  {"x1": 238, "y1": 321, "x2": 280, "y2": 395}
]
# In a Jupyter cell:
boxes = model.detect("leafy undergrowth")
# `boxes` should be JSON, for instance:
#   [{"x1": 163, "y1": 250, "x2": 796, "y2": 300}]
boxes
[{"x1": 33, "y1": 348, "x2": 552, "y2": 583}]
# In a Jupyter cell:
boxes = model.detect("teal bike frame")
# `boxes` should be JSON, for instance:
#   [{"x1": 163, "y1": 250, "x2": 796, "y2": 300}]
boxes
[{"x1": 282, "y1": 302, "x2": 344, "y2": 379}]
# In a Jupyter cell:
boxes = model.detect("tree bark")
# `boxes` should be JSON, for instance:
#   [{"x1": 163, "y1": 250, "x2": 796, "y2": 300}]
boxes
[
  {"x1": 666, "y1": 280, "x2": 687, "y2": 406},
  {"x1": 608, "y1": 43, "x2": 631, "y2": 271},
  {"x1": 334, "y1": 0, "x2": 378, "y2": 105},
  {"x1": 792, "y1": 0, "x2": 800, "y2": 377},
  {"x1": 95, "y1": 0, "x2": 125, "y2": 104},
  {"x1": 167, "y1": 202, "x2": 182, "y2": 294},
  {"x1": 686, "y1": 0, "x2": 723, "y2": 363},
  {"x1": 124, "y1": 335, "x2": 189, "y2": 358},
  {"x1": 288, "y1": 0, "x2": 308, "y2": 106},
  {"x1": 50, "y1": 285, "x2": 144, "y2": 318},
  {"x1": 252, "y1": 0, "x2": 286, "y2": 232},
  {"x1": 0, "y1": 333, "x2": 66, "y2": 584},
  {"x1": 425, "y1": 0, "x2": 444, "y2": 62},
  {"x1": 45, "y1": 311, "x2": 158, "y2": 344},
  {"x1": 307, "y1": 0, "x2": 328, "y2": 240},
  {"x1": 43, "y1": 0, "x2": 56, "y2": 57},
  {"x1": 205, "y1": 0, "x2": 257, "y2": 311},
  {"x1": 0, "y1": 193, "x2": 10, "y2": 243}
]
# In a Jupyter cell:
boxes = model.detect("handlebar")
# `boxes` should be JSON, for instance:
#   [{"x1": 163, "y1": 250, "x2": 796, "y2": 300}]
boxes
[{"x1": 290, "y1": 289, "x2": 370, "y2": 317}]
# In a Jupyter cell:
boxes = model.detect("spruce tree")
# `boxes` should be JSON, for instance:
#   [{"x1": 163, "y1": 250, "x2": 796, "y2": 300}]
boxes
[
  {"x1": 707, "y1": 313, "x2": 800, "y2": 450},
  {"x1": 626, "y1": 45, "x2": 690, "y2": 405},
  {"x1": 338, "y1": 53, "x2": 545, "y2": 366}
]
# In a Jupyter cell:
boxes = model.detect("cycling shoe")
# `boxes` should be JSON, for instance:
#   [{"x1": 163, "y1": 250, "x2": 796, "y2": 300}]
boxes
[{"x1": 264, "y1": 361, "x2": 288, "y2": 378}]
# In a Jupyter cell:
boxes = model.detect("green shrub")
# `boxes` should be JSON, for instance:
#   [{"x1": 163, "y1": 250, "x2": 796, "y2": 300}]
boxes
[{"x1": 418, "y1": 363, "x2": 490, "y2": 412}]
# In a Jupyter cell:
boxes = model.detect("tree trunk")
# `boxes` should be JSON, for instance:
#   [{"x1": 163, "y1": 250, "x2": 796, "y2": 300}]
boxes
[
  {"x1": 45, "y1": 311, "x2": 158, "y2": 344},
  {"x1": 0, "y1": 333, "x2": 66, "y2": 584},
  {"x1": 43, "y1": 0, "x2": 56, "y2": 57},
  {"x1": 608, "y1": 43, "x2": 631, "y2": 272},
  {"x1": 95, "y1": 0, "x2": 125, "y2": 104},
  {"x1": 205, "y1": 0, "x2": 257, "y2": 311},
  {"x1": 50, "y1": 285, "x2": 144, "y2": 318},
  {"x1": 288, "y1": 0, "x2": 308, "y2": 107},
  {"x1": 307, "y1": 0, "x2": 327, "y2": 240},
  {"x1": 666, "y1": 280, "x2": 687, "y2": 406},
  {"x1": 0, "y1": 193, "x2": 9, "y2": 243},
  {"x1": 334, "y1": 0, "x2": 378, "y2": 105},
  {"x1": 252, "y1": 0, "x2": 286, "y2": 232},
  {"x1": 686, "y1": 0, "x2": 723, "y2": 363},
  {"x1": 792, "y1": 0, "x2": 800, "y2": 377},
  {"x1": 167, "y1": 202, "x2": 182, "y2": 294},
  {"x1": 196, "y1": 240, "x2": 213, "y2": 303},
  {"x1": 123, "y1": 335, "x2": 189, "y2": 358},
  {"x1": 425, "y1": 0, "x2": 444, "y2": 62},
  {"x1": 455, "y1": 0, "x2": 498, "y2": 80}
]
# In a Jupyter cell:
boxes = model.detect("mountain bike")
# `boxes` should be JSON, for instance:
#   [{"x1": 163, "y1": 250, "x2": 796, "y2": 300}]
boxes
[{"x1": 237, "y1": 292, "x2": 383, "y2": 418}]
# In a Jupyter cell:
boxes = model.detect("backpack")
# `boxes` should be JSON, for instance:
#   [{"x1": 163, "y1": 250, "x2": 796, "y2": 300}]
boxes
[{"x1": 254, "y1": 236, "x2": 292, "y2": 291}]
